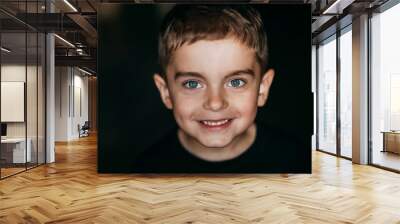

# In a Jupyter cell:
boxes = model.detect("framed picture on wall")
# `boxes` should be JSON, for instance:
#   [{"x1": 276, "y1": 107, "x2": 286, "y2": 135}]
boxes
[{"x1": 98, "y1": 4, "x2": 312, "y2": 173}]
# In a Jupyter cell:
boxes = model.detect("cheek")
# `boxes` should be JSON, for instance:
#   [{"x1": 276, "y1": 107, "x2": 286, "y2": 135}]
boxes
[
  {"x1": 229, "y1": 90, "x2": 259, "y2": 116},
  {"x1": 171, "y1": 94, "x2": 202, "y2": 121}
]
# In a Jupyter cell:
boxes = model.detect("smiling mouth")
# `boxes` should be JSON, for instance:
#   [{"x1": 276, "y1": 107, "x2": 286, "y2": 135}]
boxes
[{"x1": 198, "y1": 119, "x2": 233, "y2": 129}]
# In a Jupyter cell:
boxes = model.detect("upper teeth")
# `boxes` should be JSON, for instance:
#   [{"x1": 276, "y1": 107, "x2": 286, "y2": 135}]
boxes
[{"x1": 202, "y1": 119, "x2": 229, "y2": 126}]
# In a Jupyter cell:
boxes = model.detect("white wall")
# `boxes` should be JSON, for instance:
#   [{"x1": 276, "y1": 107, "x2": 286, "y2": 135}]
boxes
[
  {"x1": 55, "y1": 66, "x2": 70, "y2": 141},
  {"x1": 55, "y1": 66, "x2": 89, "y2": 141},
  {"x1": 72, "y1": 72, "x2": 89, "y2": 138}
]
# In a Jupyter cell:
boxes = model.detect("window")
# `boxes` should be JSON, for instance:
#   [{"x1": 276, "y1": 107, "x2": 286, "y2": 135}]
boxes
[
  {"x1": 370, "y1": 2, "x2": 400, "y2": 171},
  {"x1": 317, "y1": 35, "x2": 337, "y2": 154},
  {"x1": 339, "y1": 28, "x2": 352, "y2": 158}
]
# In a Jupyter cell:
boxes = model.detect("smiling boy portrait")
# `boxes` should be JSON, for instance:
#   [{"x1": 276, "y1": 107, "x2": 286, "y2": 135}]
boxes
[{"x1": 130, "y1": 5, "x2": 309, "y2": 173}]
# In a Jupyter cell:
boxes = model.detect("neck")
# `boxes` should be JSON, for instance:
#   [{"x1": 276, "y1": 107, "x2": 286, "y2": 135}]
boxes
[{"x1": 177, "y1": 123, "x2": 257, "y2": 162}]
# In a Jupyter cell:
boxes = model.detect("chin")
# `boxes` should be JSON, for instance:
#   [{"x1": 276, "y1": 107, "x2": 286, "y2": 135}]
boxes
[{"x1": 198, "y1": 137, "x2": 232, "y2": 149}]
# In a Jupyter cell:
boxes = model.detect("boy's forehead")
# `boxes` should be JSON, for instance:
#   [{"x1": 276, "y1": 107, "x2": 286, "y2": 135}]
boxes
[{"x1": 166, "y1": 38, "x2": 261, "y2": 78}]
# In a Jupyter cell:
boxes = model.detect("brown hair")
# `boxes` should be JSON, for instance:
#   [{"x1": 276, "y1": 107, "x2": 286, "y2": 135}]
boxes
[{"x1": 158, "y1": 5, "x2": 269, "y2": 75}]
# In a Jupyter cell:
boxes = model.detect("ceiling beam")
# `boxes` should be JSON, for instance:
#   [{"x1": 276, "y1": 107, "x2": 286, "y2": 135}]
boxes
[
  {"x1": 67, "y1": 13, "x2": 98, "y2": 39},
  {"x1": 55, "y1": 55, "x2": 96, "y2": 71}
]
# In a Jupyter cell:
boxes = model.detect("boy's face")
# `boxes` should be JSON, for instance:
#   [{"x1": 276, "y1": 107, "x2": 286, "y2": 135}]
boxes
[{"x1": 154, "y1": 38, "x2": 274, "y2": 149}]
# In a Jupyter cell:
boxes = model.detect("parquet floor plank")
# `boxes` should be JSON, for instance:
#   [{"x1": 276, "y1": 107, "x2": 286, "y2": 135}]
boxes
[{"x1": 1, "y1": 135, "x2": 400, "y2": 223}]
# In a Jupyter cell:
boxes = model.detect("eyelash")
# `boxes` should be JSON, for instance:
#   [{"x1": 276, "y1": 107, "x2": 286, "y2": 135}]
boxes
[
  {"x1": 181, "y1": 78, "x2": 247, "y2": 89},
  {"x1": 227, "y1": 79, "x2": 247, "y2": 88},
  {"x1": 182, "y1": 80, "x2": 202, "y2": 89}
]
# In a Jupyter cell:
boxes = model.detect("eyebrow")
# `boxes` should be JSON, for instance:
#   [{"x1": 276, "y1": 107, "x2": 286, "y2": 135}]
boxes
[
  {"x1": 174, "y1": 69, "x2": 255, "y2": 80},
  {"x1": 225, "y1": 69, "x2": 255, "y2": 79},
  {"x1": 174, "y1": 72, "x2": 204, "y2": 80}
]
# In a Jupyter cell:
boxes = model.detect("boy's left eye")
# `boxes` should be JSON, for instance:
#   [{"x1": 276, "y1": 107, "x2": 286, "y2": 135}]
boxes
[{"x1": 227, "y1": 79, "x2": 246, "y2": 88}]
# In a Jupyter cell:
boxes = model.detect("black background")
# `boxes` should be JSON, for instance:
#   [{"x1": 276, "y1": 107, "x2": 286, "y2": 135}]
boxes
[{"x1": 98, "y1": 4, "x2": 312, "y2": 173}]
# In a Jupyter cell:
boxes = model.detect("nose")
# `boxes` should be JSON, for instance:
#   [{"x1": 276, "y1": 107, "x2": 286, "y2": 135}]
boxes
[{"x1": 203, "y1": 88, "x2": 228, "y2": 111}]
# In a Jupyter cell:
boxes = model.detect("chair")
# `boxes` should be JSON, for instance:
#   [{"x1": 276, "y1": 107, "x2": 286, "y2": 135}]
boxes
[{"x1": 78, "y1": 121, "x2": 90, "y2": 138}]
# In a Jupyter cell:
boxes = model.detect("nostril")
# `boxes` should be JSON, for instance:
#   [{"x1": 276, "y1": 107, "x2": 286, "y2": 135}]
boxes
[{"x1": 204, "y1": 95, "x2": 228, "y2": 111}]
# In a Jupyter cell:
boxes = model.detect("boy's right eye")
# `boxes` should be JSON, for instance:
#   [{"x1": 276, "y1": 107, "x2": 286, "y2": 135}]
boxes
[{"x1": 183, "y1": 80, "x2": 202, "y2": 89}]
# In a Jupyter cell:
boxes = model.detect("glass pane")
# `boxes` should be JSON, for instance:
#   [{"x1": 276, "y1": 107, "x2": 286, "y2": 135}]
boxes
[
  {"x1": 73, "y1": 68, "x2": 88, "y2": 139},
  {"x1": 1, "y1": 31, "x2": 27, "y2": 178},
  {"x1": 340, "y1": 29, "x2": 352, "y2": 158},
  {"x1": 312, "y1": 45, "x2": 317, "y2": 150},
  {"x1": 371, "y1": 3, "x2": 400, "y2": 171},
  {"x1": 27, "y1": 31, "x2": 38, "y2": 169},
  {"x1": 318, "y1": 36, "x2": 337, "y2": 154},
  {"x1": 38, "y1": 33, "x2": 45, "y2": 165}
]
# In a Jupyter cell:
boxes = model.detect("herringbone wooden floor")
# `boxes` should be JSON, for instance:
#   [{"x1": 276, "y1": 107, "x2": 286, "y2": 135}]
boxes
[{"x1": 1, "y1": 135, "x2": 400, "y2": 224}]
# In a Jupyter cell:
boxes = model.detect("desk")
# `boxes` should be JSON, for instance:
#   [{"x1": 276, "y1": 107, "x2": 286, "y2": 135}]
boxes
[
  {"x1": 1, "y1": 138, "x2": 31, "y2": 163},
  {"x1": 382, "y1": 131, "x2": 400, "y2": 154}
]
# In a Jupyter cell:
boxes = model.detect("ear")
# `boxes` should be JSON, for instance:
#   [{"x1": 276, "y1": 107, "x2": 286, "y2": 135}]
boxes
[
  {"x1": 153, "y1": 73, "x2": 173, "y2": 109},
  {"x1": 257, "y1": 69, "x2": 275, "y2": 107}
]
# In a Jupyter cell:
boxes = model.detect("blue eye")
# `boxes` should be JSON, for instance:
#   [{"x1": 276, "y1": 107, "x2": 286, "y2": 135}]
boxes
[
  {"x1": 183, "y1": 80, "x2": 202, "y2": 89},
  {"x1": 228, "y1": 79, "x2": 246, "y2": 88}
]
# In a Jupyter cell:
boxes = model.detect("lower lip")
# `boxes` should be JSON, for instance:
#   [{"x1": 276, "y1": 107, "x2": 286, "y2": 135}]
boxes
[{"x1": 198, "y1": 119, "x2": 233, "y2": 131}]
